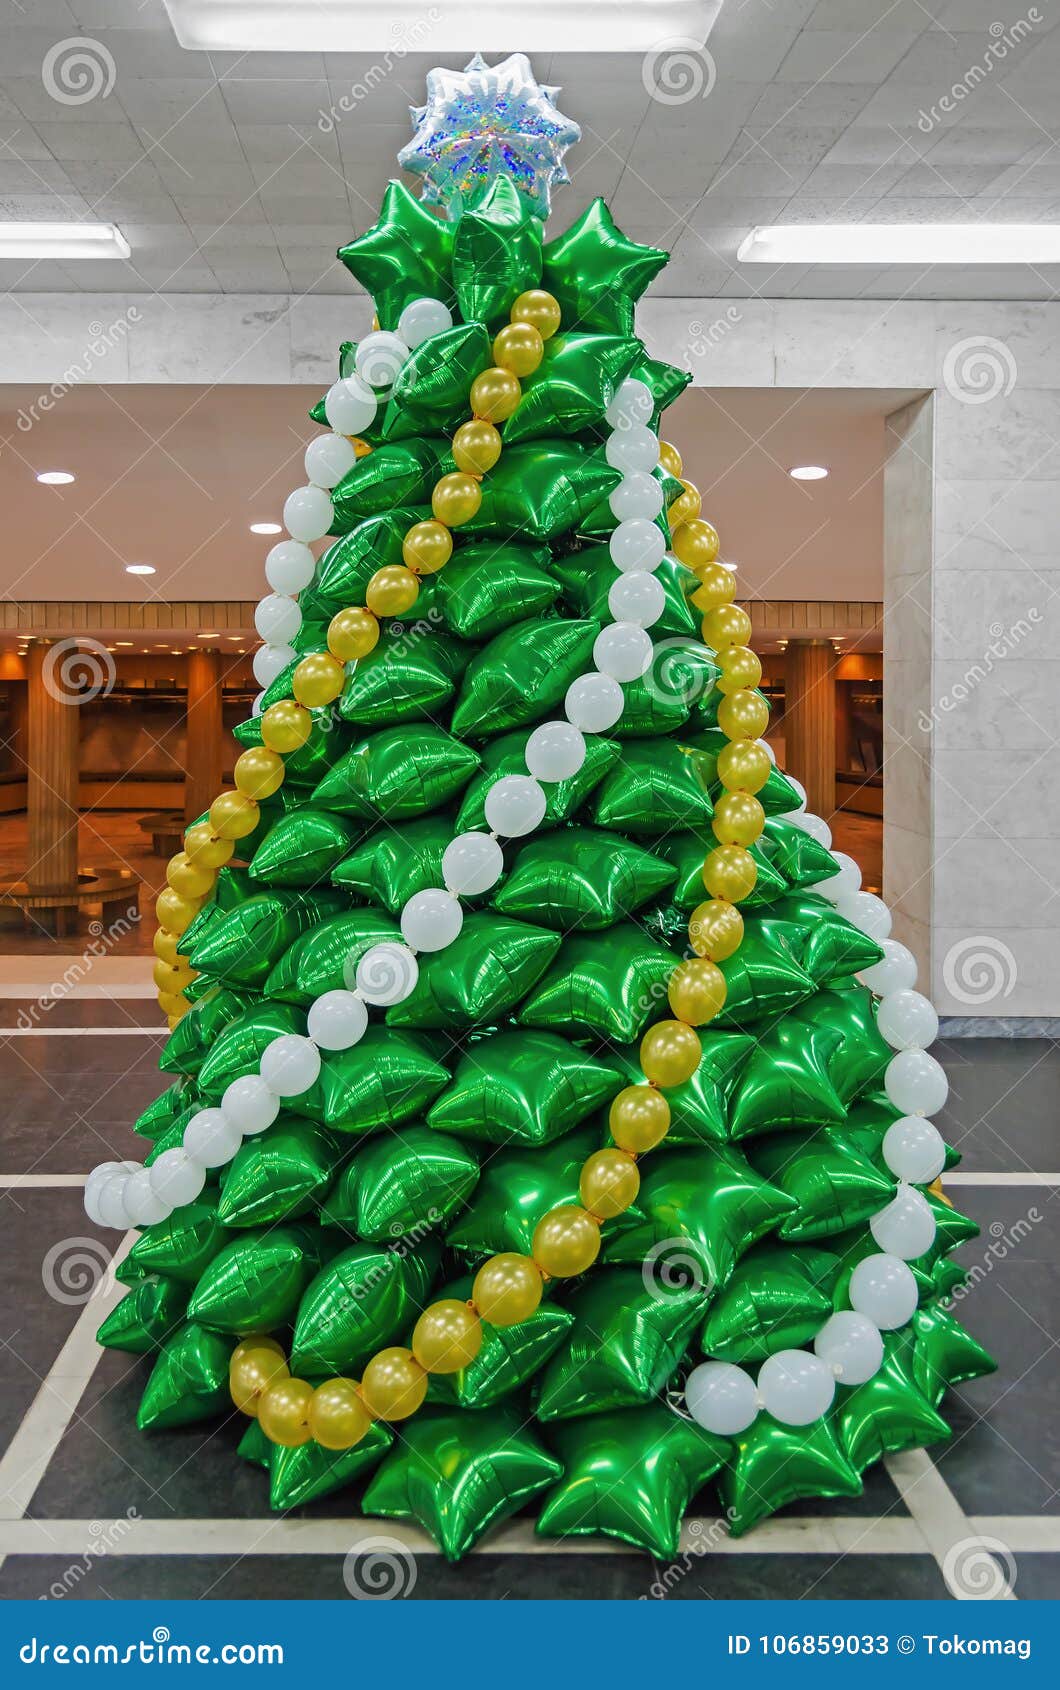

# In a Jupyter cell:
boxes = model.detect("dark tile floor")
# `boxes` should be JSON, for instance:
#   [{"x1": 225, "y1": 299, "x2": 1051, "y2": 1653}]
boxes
[{"x1": 0, "y1": 1012, "x2": 1056, "y2": 1601}]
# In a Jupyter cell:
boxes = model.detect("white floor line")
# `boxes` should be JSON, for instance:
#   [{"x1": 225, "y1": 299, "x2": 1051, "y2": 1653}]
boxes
[
  {"x1": 945, "y1": 1172, "x2": 1060, "y2": 1186},
  {"x1": 0, "y1": 1026, "x2": 167, "y2": 1037},
  {"x1": 972, "y1": 1516, "x2": 1060, "y2": 1552},
  {"x1": 0, "y1": 1231, "x2": 134, "y2": 1525},
  {"x1": 884, "y1": 1449, "x2": 1018, "y2": 1599},
  {"x1": 0, "y1": 1175, "x2": 86, "y2": 1189}
]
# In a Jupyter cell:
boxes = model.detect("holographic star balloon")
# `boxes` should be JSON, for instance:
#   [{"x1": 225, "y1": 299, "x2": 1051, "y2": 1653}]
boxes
[{"x1": 397, "y1": 53, "x2": 581, "y2": 222}]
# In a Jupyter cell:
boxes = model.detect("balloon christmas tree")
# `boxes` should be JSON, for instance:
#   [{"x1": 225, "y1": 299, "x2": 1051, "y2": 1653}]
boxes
[{"x1": 84, "y1": 55, "x2": 994, "y2": 1563}]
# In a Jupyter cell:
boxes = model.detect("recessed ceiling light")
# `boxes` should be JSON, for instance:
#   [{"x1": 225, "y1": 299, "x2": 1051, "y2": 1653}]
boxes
[
  {"x1": 789, "y1": 466, "x2": 829, "y2": 481},
  {"x1": 739, "y1": 223, "x2": 1060, "y2": 266},
  {"x1": 250, "y1": 521, "x2": 282, "y2": 535},
  {"x1": 198, "y1": 632, "x2": 219, "y2": 639},
  {"x1": 125, "y1": 563, "x2": 156, "y2": 575},
  {"x1": 114, "y1": 642, "x2": 134, "y2": 647},
  {"x1": 0, "y1": 221, "x2": 130, "y2": 260},
  {"x1": 36, "y1": 470, "x2": 75, "y2": 485}
]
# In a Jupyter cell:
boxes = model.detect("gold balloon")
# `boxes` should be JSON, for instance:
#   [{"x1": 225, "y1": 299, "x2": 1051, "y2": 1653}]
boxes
[
  {"x1": 328, "y1": 606, "x2": 380, "y2": 661},
  {"x1": 470, "y1": 366, "x2": 521, "y2": 423},
  {"x1": 309, "y1": 1378, "x2": 372, "y2": 1450},
  {"x1": 471, "y1": 1253, "x2": 543, "y2": 1328},
  {"x1": 157, "y1": 990, "x2": 188, "y2": 1018},
  {"x1": 672, "y1": 518, "x2": 720, "y2": 571},
  {"x1": 640, "y1": 1019, "x2": 703, "y2": 1088},
  {"x1": 510, "y1": 288, "x2": 561, "y2": 340},
  {"x1": 702, "y1": 604, "x2": 752, "y2": 650},
  {"x1": 717, "y1": 644, "x2": 762, "y2": 695},
  {"x1": 293, "y1": 651, "x2": 345, "y2": 709},
  {"x1": 209, "y1": 790, "x2": 260, "y2": 842},
  {"x1": 403, "y1": 518, "x2": 454, "y2": 574},
  {"x1": 184, "y1": 821, "x2": 235, "y2": 869},
  {"x1": 492, "y1": 321, "x2": 544, "y2": 377},
  {"x1": 230, "y1": 1338, "x2": 288, "y2": 1417},
  {"x1": 717, "y1": 688, "x2": 770, "y2": 740},
  {"x1": 608, "y1": 1084, "x2": 671, "y2": 1154},
  {"x1": 668, "y1": 957, "x2": 727, "y2": 1027},
  {"x1": 359, "y1": 1347, "x2": 428, "y2": 1421},
  {"x1": 365, "y1": 564, "x2": 420, "y2": 617},
  {"x1": 350, "y1": 436, "x2": 372, "y2": 459},
  {"x1": 712, "y1": 790, "x2": 766, "y2": 848},
  {"x1": 152, "y1": 927, "x2": 184, "y2": 967},
  {"x1": 579, "y1": 1149, "x2": 640, "y2": 1221},
  {"x1": 260, "y1": 698, "x2": 312, "y2": 754},
  {"x1": 431, "y1": 472, "x2": 483, "y2": 528},
  {"x1": 689, "y1": 898, "x2": 744, "y2": 961},
  {"x1": 703, "y1": 844, "x2": 758, "y2": 903},
  {"x1": 532, "y1": 1205, "x2": 601, "y2": 1279},
  {"x1": 152, "y1": 958, "x2": 194, "y2": 995},
  {"x1": 234, "y1": 746, "x2": 286, "y2": 801},
  {"x1": 166, "y1": 851, "x2": 215, "y2": 900},
  {"x1": 411, "y1": 1300, "x2": 483, "y2": 1374},
  {"x1": 716, "y1": 739, "x2": 771, "y2": 794},
  {"x1": 155, "y1": 887, "x2": 202, "y2": 934},
  {"x1": 689, "y1": 563, "x2": 736, "y2": 610},
  {"x1": 658, "y1": 439, "x2": 683, "y2": 478},
  {"x1": 258, "y1": 1376, "x2": 314, "y2": 1447},
  {"x1": 452, "y1": 419, "x2": 503, "y2": 477},
  {"x1": 667, "y1": 480, "x2": 702, "y2": 530}
]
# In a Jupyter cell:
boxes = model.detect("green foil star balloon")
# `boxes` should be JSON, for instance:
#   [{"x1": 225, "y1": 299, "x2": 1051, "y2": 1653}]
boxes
[
  {"x1": 428, "y1": 1029, "x2": 623, "y2": 1147},
  {"x1": 834, "y1": 1333, "x2": 951, "y2": 1473},
  {"x1": 542, "y1": 199, "x2": 667, "y2": 335},
  {"x1": 719, "y1": 1412, "x2": 863, "y2": 1536},
  {"x1": 452, "y1": 175, "x2": 543, "y2": 324},
  {"x1": 337, "y1": 180, "x2": 455, "y2": 327},
  {"x1": 537, "y1": 1268, "x2": 704, "y2": 1421},
  {"x1": 137, "y1": 1323, "x2": 234, "y2": 1432}
]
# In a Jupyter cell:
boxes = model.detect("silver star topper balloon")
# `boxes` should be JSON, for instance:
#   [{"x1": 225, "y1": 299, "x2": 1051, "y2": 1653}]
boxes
[{"x1": 398, "y1": 52, "x2": 581, "y2": 222}]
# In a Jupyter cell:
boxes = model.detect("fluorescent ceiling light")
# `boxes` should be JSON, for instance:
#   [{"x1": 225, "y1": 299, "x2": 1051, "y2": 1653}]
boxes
[
  {"x1": 125, "y1": 563, "x2": 156, "y2": 576},
  {"x1": 162, "y1": 0, "x2": 723, "y2": 51},
  {"x1": 0, "y1": 221, "x2": 129, "y2": 260},
  {"x1": 250, "y1": 521, "x2": 282, "y2": 535},
  {"x1": 789, "y1": 465, "x2": 828, "y2": 481},
  {"x1": 739, "y1": 224, "x2": 1060, "y2": 266},
  {"x1": 36, "y1": 470, "x2": 75, "y2": 485}
]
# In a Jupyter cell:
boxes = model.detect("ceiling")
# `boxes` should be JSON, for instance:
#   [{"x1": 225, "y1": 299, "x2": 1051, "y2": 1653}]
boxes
[
  {"x1": 1, "y1": 2, "x2": 1059, "y2": 299},
  {"x1": 0, "y1": 381, "x2": 891, "y2": 638}
]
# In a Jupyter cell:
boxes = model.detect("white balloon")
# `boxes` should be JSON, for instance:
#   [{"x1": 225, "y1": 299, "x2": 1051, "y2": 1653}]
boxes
[
  {"x1": 609, "y1": 517, "x2": 666, "y2": 574},
  {"x1": 884, "y1": 1048, "x2": 949, "y2": 1116},
  {"x1": 870, "y1": 1184, "x2": 938, "y2": 1260},
  {"x1": 605, "y1": 423, "x2": 658, "y2": 474},
  {"x1": 877, "y1": 988, "x2": 939, "y2": 1052},
  {"x1": 304, "y1": 432, "x2": 357, "y2": 489},
  {"x1": 265, "y1": 539, "x2": 315, "y2": 595},
  {"x1": 355, "y1": 330, "x2": 409, "y2": 390},
  {"x1": 283, "y1": 484, "x2": 333, "y2": 543},
  {"x1": 95, "y1": 1172, "x2": 134, "y2": 1229},
  {"x1": 814, "y1": 1311, "x2": 884, "y2": 1386},
  {"x1": 401, "y1": 887, "x2": 463, "y2": 952},
  {"x1": 565, "y1": 672, "x2": 624, "y2": 734},
  {"x1": 221, "y1": 1074, "x2": 280, "y2": 1136},
  {"x1": 882, "y1": 1116, "x2": 946, "y2": 1184},
  {"x1": 785, "y1": 810, "x2": 832, "y2": 848},
  {"x1": 148, "y1": 1147, "x2": 206, "y2": 1208},
  {"x1": 121, "y1": 1166, "x2": 172, "y2": 1228},
  {"x1": 810, "y1": 850, "x2": 861, "y2": 903},
  {"x1": 849, "y1": 1253, "x2": 918, "y2": 1330},
  {"x1": 685, "y1": 1361, "x2": 758, "y2": 1436},
  {"x1": 605, "y1": 376, "x2": 654, "y2": 429},
  {"x1": 397, "y1": 296, "x2": 453, "y2": 348},
  {"x1": 609, "y1": 470, "x2": 664, "y2": 522},
  {"x1": 252, "y1": 642, "x2": 296, "y2": 689},
  {"x1": 260, "y1": 1033, "x2": 322, "y2": 1097},
  {"x1": 324, "y1": 374, "x2": 376, "y2": 436},
  {"x1": 442, "y1": 832, "x2": 504, "y2": 896},
  {"x1": 525, "y1": 720, "x2": 586, "y2": 783},
  {"x1": 254, "y1": 592, "x2": 302, "y2": 646},
  {"x1": 758, "y1": 1349, "x2": 836, "y2": 1426},
  {"x1": 484, "y1": 774, "x2": 547, "y2": 837},
  {"x1": 85, "y1": 1159, "x2": 128, "y2": 1197},
  {"x1": 608, "y1": 571, "x2": 666, "y2": 629},
  {"x1": 306, "y1": 989, "x2": 368, "y2": 1051},
  {"x1": 838, "y1": 890, "x2": 892, "y2": 941},
  {"x1": 784, "y1": 774, "x2": 807, "y2": 811},
  {"x1": 858, "y1": 938, "x2": 918, "y2": 997},
  {"x1": 594, "y1": 621, "x2": 652, "y2": 682},
  {"x1": 354, "y1": 942, "x2": 419, "y2": 1006},
  {"x1": 252, "y1": 691, "x2": 265, "y2": 716},
  {"x1": 760, "y1": 738, "x2": 776, "y2": 763},
  {"x1": 183, "y1": 1107, "x2": 242, "y2": 1169}
]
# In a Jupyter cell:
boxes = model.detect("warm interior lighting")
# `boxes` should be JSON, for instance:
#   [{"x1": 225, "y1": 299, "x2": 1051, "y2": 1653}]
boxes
[
  {"x1": 36, "y1": 470, "x2": 75, "y2": 485},
  {"x1": 0, "y1": 221, "x2": 130, "y2": 260},
  {"x1": 789, "y1": 466, "x2": 829, "y2": 481},
  {"x1": 125, "y1": 564, "x2": 156, "y2": 575},
  {"x1": 250, "y1": 521, "x2": 282, "y2": 535},
  {"x1": 738, "y1": 223, "x2": 1060, "y2": 265}
]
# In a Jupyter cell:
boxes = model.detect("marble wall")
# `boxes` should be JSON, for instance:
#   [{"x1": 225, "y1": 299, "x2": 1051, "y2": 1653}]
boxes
[{"x1": 2, "y1": 293, "x2": 1058, "y2": 1019}]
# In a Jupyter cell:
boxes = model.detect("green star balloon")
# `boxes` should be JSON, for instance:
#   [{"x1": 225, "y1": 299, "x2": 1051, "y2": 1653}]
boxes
[
  {"x1": 337, "y1": 180, "x2": 455, "y2": 327},
  {"x1": 386, "y1": 913, "x2": 560, "y2": 1030},
  {"x1": 269, "y1": 1421, "x2": 393, "y2": 1511},
  {"x1": 428, "y1": 1029, "x2": 622, "y2": 1146},
  {"x1": 127, "y1": 1198, "x2": 227, "y2": 1286},
  {"x1": 466, "y1": 442, "x2": 620, "y2": 539},
  {"x1": 216, "y1": 1120, "x2": 338, "y2": 1228},
  {"x1": 196, "y1": 1003, "x2": 309, "y2": 1104},
  {"x1": 382, "y1": 322, "x2": 492, "y2": 441},
  {"x1": 452, "y1": 176, "x2": 543, "y2": 326},
  {"x1": 911, "y1": 1302, "x2": 996, "y2": 1406},
  {"x1": 591, "y1": 739, "x2": 715, "y2": 835},
  {"x1": 714, "y1": 925, "x2": 817, "y2": 1027},
  {"x1": 330, "y1": 440, "x2": 445, "y2": 528},
  {"x1": 835, "y1": 1334, "x2": 951, "y2": 1473},
  {"x1": 719, "y1": 1411, "x2": 863, "y2": 1536},
  {"x1": 97, "y1": 1275, "x2": 188, "y2": 1355},
  {"x1": 605, "y1": 1146, "x2": 795, "y2": 1290},
  {"x1": 552, "y1": 547, "x2": 698, "y2": 640},
  {"x1": 502, "y1": 332, "x2": 643, "y2": 444},
  {"x1": 537, "y1": 1268, "x2": 704, "y2": 1420},
  {"x1": 660, "y1": 830, "x2": 788, "y2": 910},
  {"x1": 132, "y1": 1085, "x2": 185, "y2": 1140},
  {"x1": 322, "y1": 1126, "x2": 479, "y2": 1241},
  {"x1": 188, "y1": 891, "x2": 344, "y2": 990},
  {"x1": 266, "y1": 910, "x2": 400, "y2": 1006},
  {"x1": 187, "y1": 1225, "x2": 325, "y2": 1336},
  {"x1": 728, "y1": 1020, "x2": 847, "y2": 1140},
  {"x1": 362, "y1": 1405, "x2": 562, "y2": 1562},
  {"x1": 435, "y1": 539, "x2": 559, "y2": 639},
  {"x1": 517, "y1": 923, "x2": 676, "y2": 1043},
  {"x1": 312, "y1": 726, "x2": 479, "y2": 819},
  {"x1": 748, "y1": 1129, "x2": 896, "y2": 1242},
  {"x1": 421, "y1": 1276, "x2": 573, "y2": 1411},
  {"x1": 536, "y1": 1404, "x2": 727, "y2": 1558},
  {"x1": 541, "y1": 199, "x2": 667, "y2": 335},
  {"x1": 447, "y1": 1124, "x2": 601, "y2": 1258},
  {"x1": 767, "y1": 895, "x2": 884, "y2": 983},
  {"x1": 137, "y1": 1322, "x2": 235, "y2": 1432},
  {"x1": 456, "y1": 729, "x2": 618, "y2": 832},
  {"x1": 787, "y1": 985, "x2": 892, "y2": 1106},
  {"x1": 338, "y1": 634, "x2": 472, "y2": 729},
  {"x1": 291, "y1": 1238, "x2": 441, "y2": 1375},
  {"x1": 632, "y1": 353, "x2": 691, "y2": 422},
  {"x1": 159, "y1": 988, "x2": 250, "y2": 1077},
  {"x1": 610, "y1": 1031, "x2": 755, "y2": 1148},
  {"x1": 700, "y1": 1244, "x2": 842, "y2": 1362},
  {"x1": 317, "y1": 1028, "x2": 449, "y2": 1135},
  {"x1": 313, "y1": 511, "x2": 424, "y2": 609},
  {"x1": 248, "y1": 809, "x2": 357, "y2": 890},
  {"x1": 451, "y1": 616, "x2": 599, "y2": 740},
  {"x1": 332, "y1": 814, "x2": 454, "y2": 914},
  {"x1": 494, "y1": 827, "x2": 677, "y2": 931},
  {"x1": 763, "y1": 818, "x2": 842, "y2": 891}
]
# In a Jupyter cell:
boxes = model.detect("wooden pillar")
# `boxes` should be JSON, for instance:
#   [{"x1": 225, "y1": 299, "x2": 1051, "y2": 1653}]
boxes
[
  {"x1": 783, "y1": 639, "x2": 836, "y2": 821},
  {"x1": 184, "y1": 648, "x2": 223, "y2": 825},
  {"x1": 26, "y1": 641, "x2": 80, "y2": 892}
]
